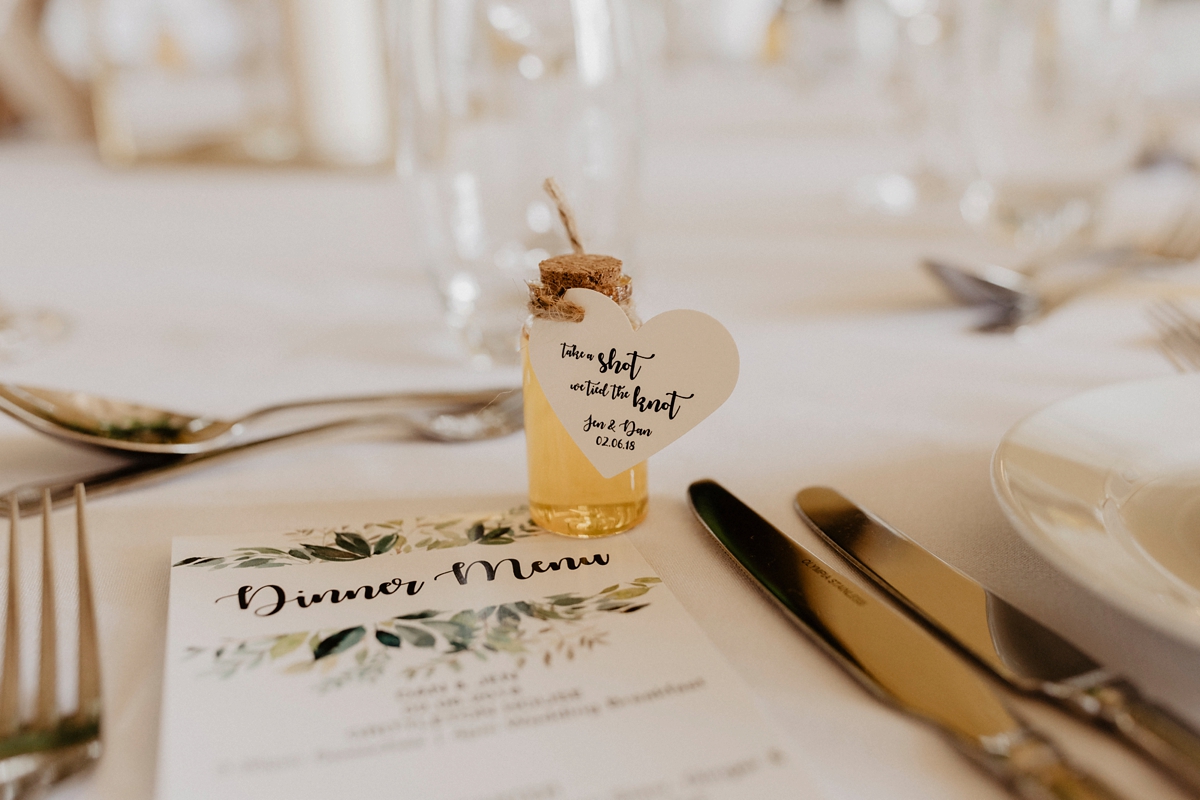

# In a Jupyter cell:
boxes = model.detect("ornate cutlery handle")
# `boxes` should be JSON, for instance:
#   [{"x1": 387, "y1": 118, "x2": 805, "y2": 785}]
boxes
[
  {"x1": 1066, "y1": 678, "x2": 1200, "y2": 794},
  {"x1": 954, "y1": 727, "x2": 1127, "y2": 800}
]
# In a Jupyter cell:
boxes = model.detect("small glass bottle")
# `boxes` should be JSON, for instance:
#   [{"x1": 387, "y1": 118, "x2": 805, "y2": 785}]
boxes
[{"x1": 522, "y1": 254, "x2": 648, "y2": 538}]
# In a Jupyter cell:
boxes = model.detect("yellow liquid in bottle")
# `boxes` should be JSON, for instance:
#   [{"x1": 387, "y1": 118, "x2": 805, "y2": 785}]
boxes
[{"x1": 522, "y1": 331, "x2": 648, "y2": 537}]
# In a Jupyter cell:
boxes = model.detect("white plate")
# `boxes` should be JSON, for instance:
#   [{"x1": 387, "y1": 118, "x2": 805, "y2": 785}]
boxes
[{"x1": 993, "y1": 374, "x2": 1200, "y2": 648}]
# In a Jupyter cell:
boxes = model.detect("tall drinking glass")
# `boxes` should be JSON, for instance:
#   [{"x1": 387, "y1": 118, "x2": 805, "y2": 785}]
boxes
[
  {"x1": 395, "y1": 0, "x2": 640, "y2": 366},
  {"x1": 959, "y1": 0, "x2": 1145, "y2": 254}
]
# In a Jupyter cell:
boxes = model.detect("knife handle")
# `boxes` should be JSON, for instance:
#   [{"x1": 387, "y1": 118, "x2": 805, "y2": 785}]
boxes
[
  {"x1": 955, "y1": 728, "x2": 1127, "y2": 800},
  {"x1": 1068, "y1": 678, "x2": 1200, "y2": 794}
]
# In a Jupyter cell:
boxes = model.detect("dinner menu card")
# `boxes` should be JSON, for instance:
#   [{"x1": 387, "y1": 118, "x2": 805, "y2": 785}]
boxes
[{"x1": 158, "y1": 508, "x2": 814, "y2": 799}]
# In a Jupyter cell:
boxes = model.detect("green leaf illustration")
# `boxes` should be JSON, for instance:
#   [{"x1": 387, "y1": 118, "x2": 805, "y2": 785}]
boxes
[
  {"x1": 448, "y1": 609, "x2": 478, "y2": 628},
  {"x1": 422, "y1": 620, "x2": 473, "y2": 648},
  {"x1": 604, "y1": 586, "x2": 649, "y2": 600},
  {"x1": 485, "y1": 626, "x2": 524, "y2": 653},
  {"x1": 196, "y1": 578, "x2": 661, "y2": 685},
  {"x1": 270, "y1": 632, "x2": 309, "y2": 659},
  {"x1": 479, "y1": 526, "x2": 513, "y2": 544},
  {"x1": 313, "y1": 627, "x2": 366, "y2": 660},
  {"x1": 234, "y1": 558, "x2": 273, "y2": 569},
  {"x1": 375, "y1": 630, "x2": 402, "y2": 648},
  {"x1": 393, "y1": 625, "x2": 436, "y2": 647},
  {"x1": 334, "y1": 532, "x2": 371, "y2": 558},
  {"x1": 596, "y1": 602, "x2": 629, "y2": 611},
  {"x1": 302, "y1": 545, "x2": 363, "y2": 562},
  {"x1": 179, "y1": 507, "x2": 538, "y2": 569}
]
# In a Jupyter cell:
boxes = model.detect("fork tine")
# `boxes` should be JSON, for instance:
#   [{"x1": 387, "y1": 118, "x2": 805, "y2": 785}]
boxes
[
  {"x1": 1161, "y1": 300, "x2": 1200, "y2": 368},
  {"x1": 74, "y1": 485, "x2": 99, "y2": 720},
  {"x1": 34, "y1": 490, "x2": 57, "y2": 729},
  {"x1": 0, "y1": 495, "x2": 19, "y2": 736},
  {"x1": 1149, "y1": 299, "x2": 1200, "y2": 372}
]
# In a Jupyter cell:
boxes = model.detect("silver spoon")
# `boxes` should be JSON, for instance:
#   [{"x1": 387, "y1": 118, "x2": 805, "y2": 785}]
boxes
[
  {"x1": 922, "y1": 258, "x2": 1040, "y2": 332},
  {"x1": 921, "y1": 257, "x2": 1036, "y2": 331},
  {"x1": 0, "y1": 383, "x2": 519, "y2": 455},
  {"x1": 1, "y1": 388, "x2": 525, "y2": 517},
  {"x1": 924, "y1": 251, "x2": 1177, "y2": 332}
]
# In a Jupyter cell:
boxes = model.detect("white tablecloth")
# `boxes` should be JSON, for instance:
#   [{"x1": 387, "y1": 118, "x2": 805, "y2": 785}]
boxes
[{"x1": 2, "y1": 69, "x2": 1199, "y2": 800}]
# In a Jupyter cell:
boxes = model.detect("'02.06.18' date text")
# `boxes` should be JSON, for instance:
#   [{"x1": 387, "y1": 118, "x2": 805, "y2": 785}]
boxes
[{"x1": 583, "y1": 414, "x2": 651, "y2": 451}]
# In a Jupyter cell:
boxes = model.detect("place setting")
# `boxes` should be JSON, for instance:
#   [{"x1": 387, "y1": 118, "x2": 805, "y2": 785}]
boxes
[{"x1": 6, "y1": 1, "x2": 1200, "y2": 798}]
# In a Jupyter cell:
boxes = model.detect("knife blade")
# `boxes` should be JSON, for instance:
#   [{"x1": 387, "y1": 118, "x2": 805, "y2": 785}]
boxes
[
  {"x1": 688, "y1": 479, "x2": 1125, "y2": 800},
  {"x1": 795, "y1": 485, "x2": 1200, "y2": 796}
]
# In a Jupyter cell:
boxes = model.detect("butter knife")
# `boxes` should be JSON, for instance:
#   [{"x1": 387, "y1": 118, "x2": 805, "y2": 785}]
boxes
[
  {"x1": 795, "y1": 486, "x2": 1200, "y2": 796},
  {"x1": 688, "y1": 479, "x2": 1125, "y2": 800}
]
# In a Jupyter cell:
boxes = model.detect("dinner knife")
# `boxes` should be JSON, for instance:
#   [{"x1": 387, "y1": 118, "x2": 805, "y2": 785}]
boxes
[
  {"x1": 687, "y1": 479, "x2": 1125, "y2": 800},
  {"x1": 795, "y1": 486, "x2": 1200, "y2": 796}
]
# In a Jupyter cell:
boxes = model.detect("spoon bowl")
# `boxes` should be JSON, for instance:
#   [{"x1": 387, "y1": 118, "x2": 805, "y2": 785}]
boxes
[
  {"x1": 0, "y1": 383, "x2": 519, "y2": 455},
  {"x1": 922, "y1": 259, "x2": 1042, "y2": 331},
  {"x1": 2, "y1": 388, "x2": 526, "y2": 517}
]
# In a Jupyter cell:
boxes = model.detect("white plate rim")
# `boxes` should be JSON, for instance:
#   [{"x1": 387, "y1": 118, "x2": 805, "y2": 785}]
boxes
[{"x1": 991, "y1": 373, "x2": 1200, "y2": 648}]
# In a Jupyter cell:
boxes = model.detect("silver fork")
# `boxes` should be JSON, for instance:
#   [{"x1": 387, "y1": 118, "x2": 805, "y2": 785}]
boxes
[
  {"x1": 0, "y1": 485, "x2": 101, "y2": 797},
  {"x1": 1148, "y1": 298, "x2": 1200, "y2": 372}
]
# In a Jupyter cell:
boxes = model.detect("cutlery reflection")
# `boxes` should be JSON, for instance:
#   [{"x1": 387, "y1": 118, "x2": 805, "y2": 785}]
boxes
[
  {"x1": 924, "y1": 188, "x2": 1200, "y2": 332},
  {"x1": 688, "y1": 479, "x2": 1125, "y2": 800},
  {"x1": 795, "y1": 486, "x2": 1200, "y2": 796},
  {"x1": 1, "y1": 389, "x2": 524, "y2": 518},
  {"x1": 1148, "y1": 299, "x2": 1200, "y2": 373},
  {"x1": 0, "y1": 383, "x2": 518, "y2": 455}
]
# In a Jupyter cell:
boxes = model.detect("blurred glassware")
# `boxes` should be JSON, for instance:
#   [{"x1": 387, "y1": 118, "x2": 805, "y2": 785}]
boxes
[
  {"x1": 0, "y1": 0, "x2": 92, "y2": 139},
  {"x1": 785, "y1": 0, "x2": 858, "y2": 85},
  {"x1": 662, "y1": 0, "x2": 783, "y2": 63},
  {"x1": 395, "y1": 0, "x2": 640, "y2": 367},
  {"x1": 958, "y1": 0, "x2": 1146, "y2": 255},
  {"x1": 1142, "y1": 0, "x2": 1200, "y2": 167},
  {"x1": 83, "y1": 0, "x2": 392, "y2": 167},
  {"x1": 845, "y1": 0, "x2": 967, "y2": 216}
]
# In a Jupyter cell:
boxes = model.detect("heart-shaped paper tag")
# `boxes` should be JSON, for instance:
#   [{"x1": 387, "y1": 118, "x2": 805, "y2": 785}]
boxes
[{"x1": 528, "y1": 288, "x2": 739, "y2": 478}]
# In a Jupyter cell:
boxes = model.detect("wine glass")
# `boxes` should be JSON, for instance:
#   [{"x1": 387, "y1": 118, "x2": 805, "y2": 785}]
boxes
[
  {"x1": 958, "y1": 0, "x2": 1145, "y2": 256},
  {"x1": 393, "y1": 0, "x2": 640, "y2": 367}
]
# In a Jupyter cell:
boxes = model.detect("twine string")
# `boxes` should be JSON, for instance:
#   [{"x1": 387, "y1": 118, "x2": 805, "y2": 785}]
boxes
[
  {"x1": 543, "y1": 177, "x2": 585, "y2": 255},
  {"x1": 528, "y1": 178, "x2": 637, "y2": 326}
]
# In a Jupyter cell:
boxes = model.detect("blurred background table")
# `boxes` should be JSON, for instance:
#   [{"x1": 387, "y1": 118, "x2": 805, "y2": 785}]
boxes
[{"x1": 3, "y1": 19, "x2": 1200, "y2": 800}]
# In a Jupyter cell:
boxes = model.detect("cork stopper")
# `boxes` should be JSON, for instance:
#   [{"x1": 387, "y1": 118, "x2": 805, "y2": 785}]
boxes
[{"x1": 527, "y1": 180, "x2": 636, "y2": 324}]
